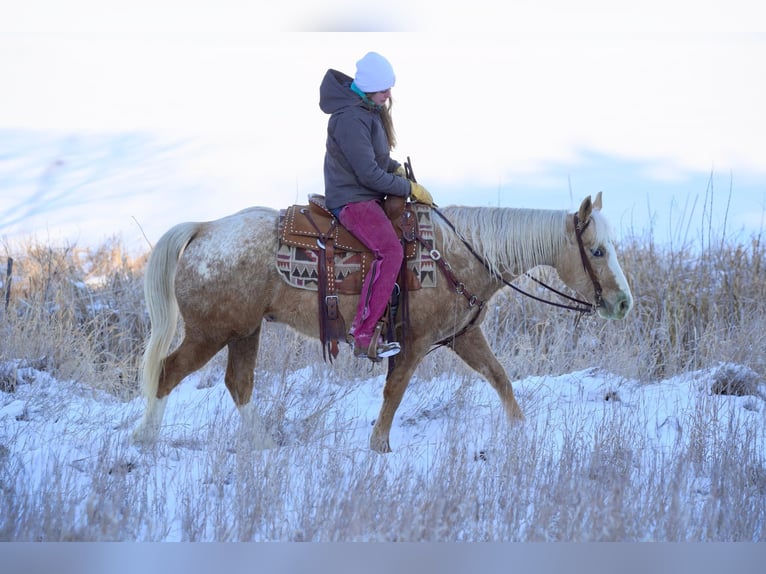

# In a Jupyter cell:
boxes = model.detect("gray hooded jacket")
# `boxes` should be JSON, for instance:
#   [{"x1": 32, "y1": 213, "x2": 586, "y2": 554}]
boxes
[{"x1": 319, "y1": 69, "x2": 411, "y2": 212}]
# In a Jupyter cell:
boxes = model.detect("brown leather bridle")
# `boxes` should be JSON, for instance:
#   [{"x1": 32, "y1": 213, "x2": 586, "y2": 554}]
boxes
[
  {"x1": 414, "y1": 208, "x2": 606, "y2": 354},
  {"x1": 572, "y1": 213, "x2": 604, "y2": 310},
  {"x1": 404, "y1": 155, "x2": 603, "y2": 322},
  {"x1": 426, "y1": 207, "x2": 604, "y2": 316}
]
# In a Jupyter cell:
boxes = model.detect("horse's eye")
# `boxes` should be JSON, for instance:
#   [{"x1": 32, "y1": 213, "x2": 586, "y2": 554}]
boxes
[{"x1": 591, "y1": 247, "x2": 605, "y2": 257}]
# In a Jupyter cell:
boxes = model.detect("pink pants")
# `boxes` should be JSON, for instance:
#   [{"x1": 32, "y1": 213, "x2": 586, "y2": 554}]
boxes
[{"x1": 338, "y1": 200, "x2": 404, "y2": 347}]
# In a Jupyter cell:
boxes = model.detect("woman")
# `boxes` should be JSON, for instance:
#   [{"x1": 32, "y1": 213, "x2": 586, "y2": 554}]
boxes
[{"x1": 319, "y1": 51, "x2": 433, "y2": 361}]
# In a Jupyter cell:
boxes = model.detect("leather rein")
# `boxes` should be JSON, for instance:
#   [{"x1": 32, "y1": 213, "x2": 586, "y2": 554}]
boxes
[
  {"x1": 420, "y1": 206, "x2": 602, "y2": 318},
  {"x1": 402, "y1": 158, "x2": 601, "y2": 350}
]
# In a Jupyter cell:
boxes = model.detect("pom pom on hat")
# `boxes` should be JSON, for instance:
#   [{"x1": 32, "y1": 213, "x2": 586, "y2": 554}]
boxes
[{"x1": 354, "y1": 52, "x2": 396, "y2": 93}]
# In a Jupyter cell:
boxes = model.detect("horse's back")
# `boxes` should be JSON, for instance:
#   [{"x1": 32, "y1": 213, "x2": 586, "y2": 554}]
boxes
[
  {"x1": 181, "y1": 206, "x2": 280, "y2": 267},
  {"x1": 172, "y1": 207, "x2": 282, "y2": 325}
]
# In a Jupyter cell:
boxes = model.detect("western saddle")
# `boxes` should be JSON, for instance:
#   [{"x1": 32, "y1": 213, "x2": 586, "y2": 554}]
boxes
[{"x1": 278, "y1": 194, "x2": 425, "y2": 361}]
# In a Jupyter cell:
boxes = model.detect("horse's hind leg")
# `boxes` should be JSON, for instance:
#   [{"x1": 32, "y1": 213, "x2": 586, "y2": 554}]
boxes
[
  {"x1": 224, "y1": 331, "x2": 259, "y2": 406},
  {"x1": 157, "y1": 336, "x2": 222, "y2": 398},
  {"x1": 225, "y1": 330, "x2": 275, "y2": 449},
  {"x1": 450, "y1": 328, "x2": 525, "y2": 422},
  {"x1": 134, "y1": 334, "x2": 223, "y2": 443}
]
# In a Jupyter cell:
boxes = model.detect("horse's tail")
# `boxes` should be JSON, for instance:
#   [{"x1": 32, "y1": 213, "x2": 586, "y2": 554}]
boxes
[{"x1": 140, "y1": 221, "x2": 200, "y2": 402}]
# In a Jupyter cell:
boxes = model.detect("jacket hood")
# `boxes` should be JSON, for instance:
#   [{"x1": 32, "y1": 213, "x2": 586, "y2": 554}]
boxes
[{"x1": 319, "y1": 69, "x2": 362, "y2": 115}]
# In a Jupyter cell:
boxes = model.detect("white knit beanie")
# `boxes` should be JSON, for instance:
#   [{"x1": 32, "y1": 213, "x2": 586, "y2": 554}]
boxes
[{"x1": 354, "y1": 52, "x2": 396, "y2": 93}]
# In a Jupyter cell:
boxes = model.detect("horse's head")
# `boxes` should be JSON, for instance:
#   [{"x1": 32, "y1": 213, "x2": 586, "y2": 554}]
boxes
[{"x1": 559, "y1": 192, "x2": 633, "y2": 320}]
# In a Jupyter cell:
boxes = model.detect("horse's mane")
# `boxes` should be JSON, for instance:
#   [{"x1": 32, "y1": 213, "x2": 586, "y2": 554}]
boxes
[
  {"x1": 437, "y1": 205, "x2": 615, "y2": 276},
  {"x1": 437, "y1": 206, "x2": 570, "y2": 276}
]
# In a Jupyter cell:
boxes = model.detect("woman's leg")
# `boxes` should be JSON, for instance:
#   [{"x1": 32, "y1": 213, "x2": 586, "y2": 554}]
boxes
[{"x1": 338, "y1": 200, "x2": 404, "y2": 348}]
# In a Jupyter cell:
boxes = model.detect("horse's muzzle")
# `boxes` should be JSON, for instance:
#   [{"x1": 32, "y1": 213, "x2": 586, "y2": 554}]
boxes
[{"x1": 598, "y1": 291, "x2": 633, "y2": 320}]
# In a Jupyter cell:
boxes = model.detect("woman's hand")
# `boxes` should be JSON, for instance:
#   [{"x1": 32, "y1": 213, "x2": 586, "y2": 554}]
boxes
[{"x1": 409, "y1": 182, "x2": 433, "y2": 206}]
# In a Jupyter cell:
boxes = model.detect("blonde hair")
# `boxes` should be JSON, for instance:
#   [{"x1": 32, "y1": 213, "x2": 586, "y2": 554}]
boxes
[
  {"x1": 355, "y1": 90, "x2": 397, "y2": 150},
  {"x1": 379, "y1": 97, "x2": 397, "y2": 150}
]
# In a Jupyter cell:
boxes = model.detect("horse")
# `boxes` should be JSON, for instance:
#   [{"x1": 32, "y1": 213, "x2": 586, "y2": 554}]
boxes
[{"x1": 132, "y1": 192, "x2": 632, "y2": 453}]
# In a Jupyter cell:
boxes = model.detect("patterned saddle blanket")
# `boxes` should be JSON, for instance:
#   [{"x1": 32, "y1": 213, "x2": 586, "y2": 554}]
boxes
[{"x1": 276, "y1": 194, "x2": 437, "y2": 294}]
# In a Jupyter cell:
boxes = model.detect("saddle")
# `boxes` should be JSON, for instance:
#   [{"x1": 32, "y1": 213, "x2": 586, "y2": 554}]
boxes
[{"x1": 278, "y1": 194, "x2": 424, "y2": 361}]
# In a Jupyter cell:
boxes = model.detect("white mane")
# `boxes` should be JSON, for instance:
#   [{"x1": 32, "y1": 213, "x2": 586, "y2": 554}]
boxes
[{"x1": 437, "y1": 206, "x2": 570, "y2": 276}]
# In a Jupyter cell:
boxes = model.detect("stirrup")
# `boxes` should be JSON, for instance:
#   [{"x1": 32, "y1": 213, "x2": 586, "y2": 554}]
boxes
[
  {"x1": 373, "y1": 340, "x2": 401, "y2": 359},
  {"x1": 354, "y1": 340, "x2": 401, "y2": 362},
  {"x1": 354, "y1": 321, "x2": 400, "y2": 362}
]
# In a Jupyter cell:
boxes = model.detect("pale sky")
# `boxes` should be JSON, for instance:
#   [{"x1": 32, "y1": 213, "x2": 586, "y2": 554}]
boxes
[{"x1": 1, "y1": 1, "x2": 764, "y2": 252}]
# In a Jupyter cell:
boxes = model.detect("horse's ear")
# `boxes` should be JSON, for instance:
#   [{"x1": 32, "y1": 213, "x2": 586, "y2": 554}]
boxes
[
  {"x1": 593, "y1": 191, "x2": 603, "y2": 211},
  {"x1": 578, "y1": 195, "x2": 593, "y2": 226}
]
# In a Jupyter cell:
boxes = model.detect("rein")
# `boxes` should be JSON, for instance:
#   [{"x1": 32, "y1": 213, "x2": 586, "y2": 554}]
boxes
[
  {"x1": 401, "y1": 157, "x2": 598, "y2": 353},
  {"x1": 429, "y1": 206, "x2": 598, "y2": 316}
]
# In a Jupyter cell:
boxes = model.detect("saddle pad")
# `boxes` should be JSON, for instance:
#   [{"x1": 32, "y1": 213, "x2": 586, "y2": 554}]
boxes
[{"x1": 276, "y1": 204, "x2": 437, "y2": 293}]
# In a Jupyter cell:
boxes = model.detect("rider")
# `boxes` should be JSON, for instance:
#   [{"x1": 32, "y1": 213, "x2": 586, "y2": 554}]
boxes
[{"x1": 319, "y1": 51, "x2": 433, "y2": 361}]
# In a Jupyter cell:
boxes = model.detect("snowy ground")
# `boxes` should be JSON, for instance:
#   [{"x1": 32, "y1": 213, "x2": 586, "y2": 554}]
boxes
[{"x1": 1, "y1": 358, "x2": 765, "y2": 542}]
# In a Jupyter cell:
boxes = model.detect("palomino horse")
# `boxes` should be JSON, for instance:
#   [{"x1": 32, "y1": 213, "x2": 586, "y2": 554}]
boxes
[{"x1": 132, "y1": 192, "x2": 632, "y2": 452}]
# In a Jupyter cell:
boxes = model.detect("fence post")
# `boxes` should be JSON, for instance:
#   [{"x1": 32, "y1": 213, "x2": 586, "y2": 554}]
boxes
[{"x1": 4, "y1": 257, "x2": 11, "y2": 311}]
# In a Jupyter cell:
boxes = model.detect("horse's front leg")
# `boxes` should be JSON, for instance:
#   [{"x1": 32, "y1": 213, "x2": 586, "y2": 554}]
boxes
[
  {"x1": 369, "y1": 347, "x2": 424, "y2": 453},
  {"x1": 450, "y1": 327, "x2": 525, "y2": 422}
]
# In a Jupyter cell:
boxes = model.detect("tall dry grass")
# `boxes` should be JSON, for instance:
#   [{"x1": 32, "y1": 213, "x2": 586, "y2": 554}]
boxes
[{"x1": 1, "y1": 237, "x2": 148, "y2": 398}]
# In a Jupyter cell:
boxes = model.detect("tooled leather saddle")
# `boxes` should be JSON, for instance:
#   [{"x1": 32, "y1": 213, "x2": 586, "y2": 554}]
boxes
[{"x1": 278, "y1": 193, "x2": 426, "y2": 361}]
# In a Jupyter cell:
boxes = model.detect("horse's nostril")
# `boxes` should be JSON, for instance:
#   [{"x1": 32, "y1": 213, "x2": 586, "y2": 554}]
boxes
[{"x1": 618, "y1": 295, "x2": 631, "y2": 314}]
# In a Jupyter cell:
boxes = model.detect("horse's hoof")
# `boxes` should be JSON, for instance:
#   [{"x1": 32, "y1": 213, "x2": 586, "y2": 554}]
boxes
[
  {"x1": 369, "y1": 434, "x2": 392, "y2": 454},
  {"x1": 131, "y1": 425, "x2": 159, "y2": 445},
  {"x1": 239, "y1": 428, "x2": 278, "y2": 450}
]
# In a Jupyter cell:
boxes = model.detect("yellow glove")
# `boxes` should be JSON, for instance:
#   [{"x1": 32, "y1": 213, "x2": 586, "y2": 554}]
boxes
[
  {"x1": 410, "y1": 181, "x2": 433, "y2": 206},
  {"x1": 394, "y1": 165, "x2": 407, "y2": 177}
]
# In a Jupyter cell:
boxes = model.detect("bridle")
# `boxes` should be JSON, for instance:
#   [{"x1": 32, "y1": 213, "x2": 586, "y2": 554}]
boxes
[
  {"x1": 426, "y1": 206, "x2": 602, "y2": 317},
  {"x1": 404, "y1": 156, "x2": 602, "y2": 326},
  {"x1": 572, "y1": 213, "x2": 604, "y2": 311}
]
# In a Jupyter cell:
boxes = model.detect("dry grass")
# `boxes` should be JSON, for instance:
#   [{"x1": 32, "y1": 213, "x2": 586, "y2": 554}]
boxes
[{"x1": 1, "y1": 237, "x2": 148, "y2": 398}]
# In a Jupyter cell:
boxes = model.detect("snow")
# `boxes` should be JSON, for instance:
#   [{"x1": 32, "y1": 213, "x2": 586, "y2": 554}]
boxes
[{"x1": 2, "y1": 357, "x2": 764, "y2": 542}]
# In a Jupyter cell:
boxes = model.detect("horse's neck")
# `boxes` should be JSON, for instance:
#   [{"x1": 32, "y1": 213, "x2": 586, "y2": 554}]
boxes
[{"x1": 439, "y1": 206, "x2": 567, "y2": 277}]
